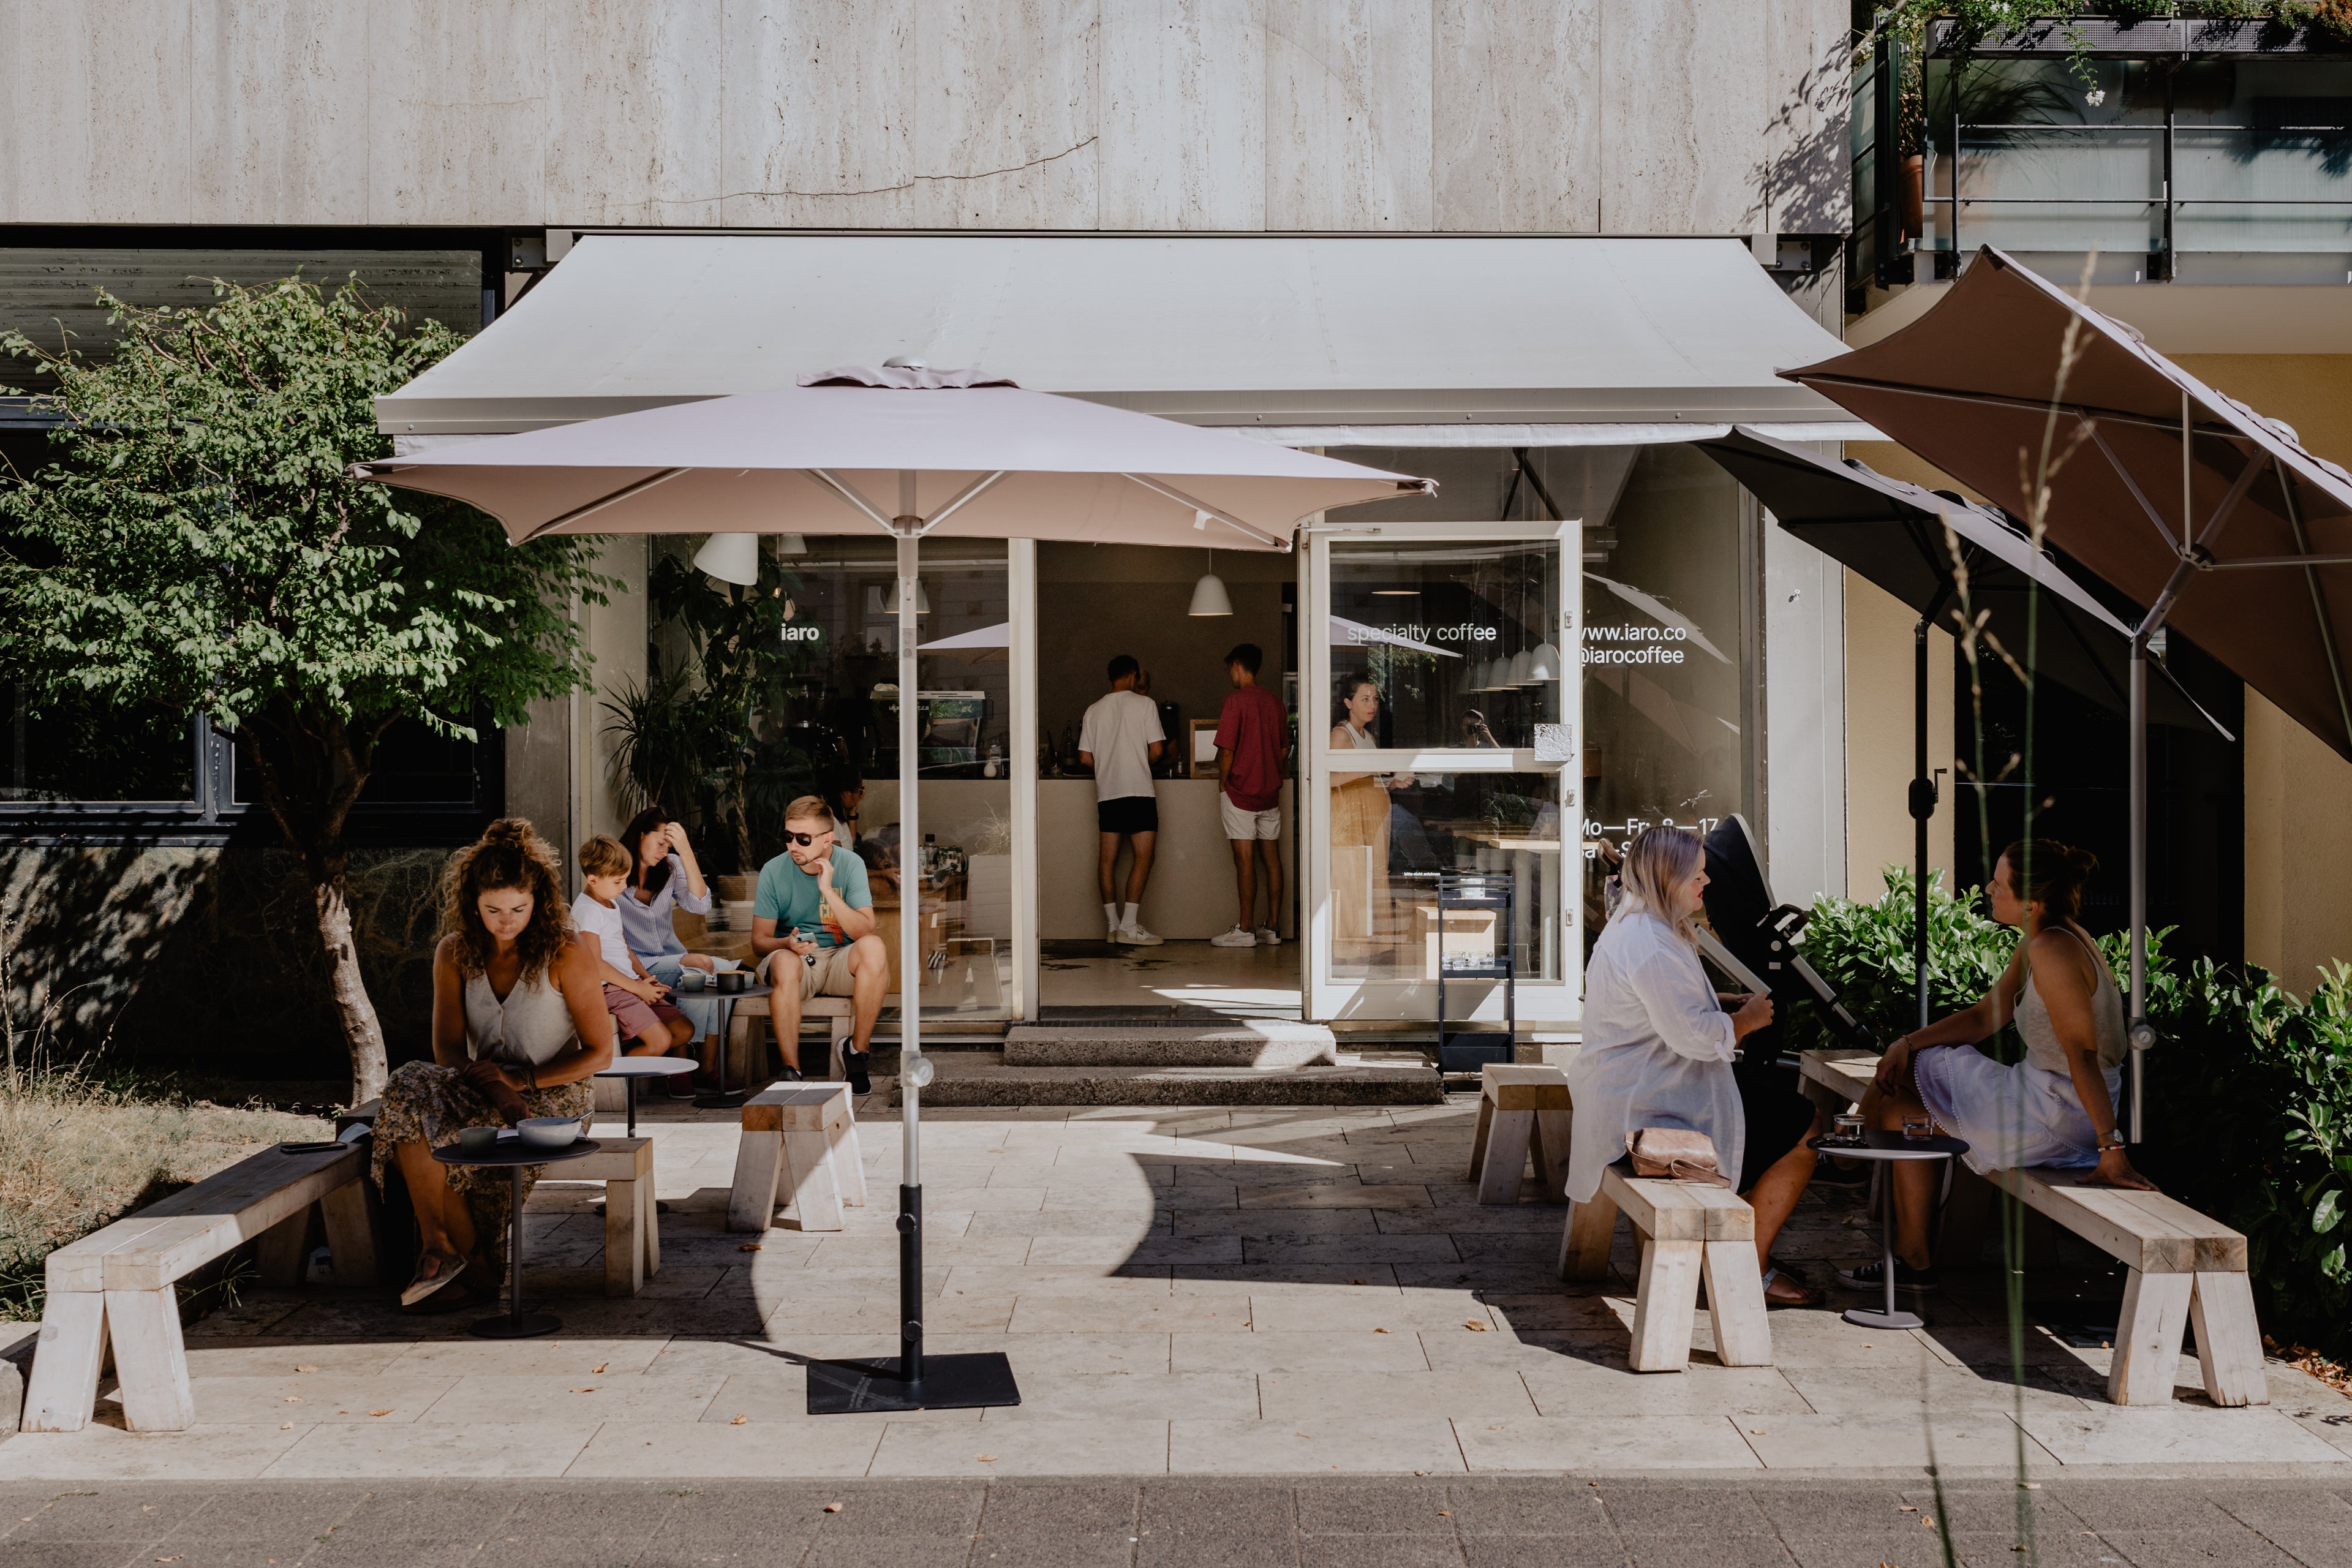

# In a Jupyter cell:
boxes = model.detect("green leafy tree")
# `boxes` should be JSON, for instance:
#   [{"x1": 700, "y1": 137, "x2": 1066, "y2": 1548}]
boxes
[{"x1": 1, "y1": 277, "x2": 615, "y2": 1102}]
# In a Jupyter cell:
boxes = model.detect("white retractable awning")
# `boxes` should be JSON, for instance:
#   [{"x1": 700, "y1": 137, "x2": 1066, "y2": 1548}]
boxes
[{"x1": 377, "y1": 233, "x2": 1860, "y2": 439}]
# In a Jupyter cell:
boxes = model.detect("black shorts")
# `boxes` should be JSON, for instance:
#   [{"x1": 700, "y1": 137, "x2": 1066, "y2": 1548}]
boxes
[
  {"x1": 1096, "y1": 796, "x2": 1159, "y2": 835},
  {"x1": 1734, "y1": 1052, "x2": 1819, "y2": 1193}
]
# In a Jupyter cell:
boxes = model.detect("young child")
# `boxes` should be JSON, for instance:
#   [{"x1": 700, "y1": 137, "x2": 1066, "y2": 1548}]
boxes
[{"x1": 573, "y1": 835, "x2": 694, "y2": 1057}]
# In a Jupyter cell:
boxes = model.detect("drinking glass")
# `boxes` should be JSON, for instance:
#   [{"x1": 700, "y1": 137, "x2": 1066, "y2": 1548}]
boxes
[
  {"x1": 1901, "y1": 1113, "x2": 1934, "y2": 1143},
  {"x1": 1833, "y1": 1112, "x2": 1866, "y2": 1145}
]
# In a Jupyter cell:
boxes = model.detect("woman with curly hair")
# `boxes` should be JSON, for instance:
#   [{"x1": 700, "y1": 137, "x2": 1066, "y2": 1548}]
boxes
[{"x1": 374, "y1": 818, "x2": 617, "y2": 1310}]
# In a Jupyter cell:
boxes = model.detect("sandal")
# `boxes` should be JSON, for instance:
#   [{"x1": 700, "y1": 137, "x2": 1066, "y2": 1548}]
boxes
[
  {"x1": 398, "y1": 1248, "x2": 467, "y2": 1308},
  {"x1": 399, "y1": 1276, "x2": 493, "y2": 1316},
  {"x1": 1761, "y1": 1267, "x2": 1825, "y2": 1308}
]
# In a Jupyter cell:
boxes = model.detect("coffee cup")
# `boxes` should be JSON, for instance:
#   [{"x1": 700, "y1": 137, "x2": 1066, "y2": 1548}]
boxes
[
  {"x1": 677, "y1": 969, "x2": 707, "y2": 992},
  {"x1": 457, "y1": 1125, "x2": 500, "y2": 1155}
]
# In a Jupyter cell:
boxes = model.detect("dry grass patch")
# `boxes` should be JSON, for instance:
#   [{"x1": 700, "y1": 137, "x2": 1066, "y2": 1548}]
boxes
[{"x1": 0, "y1": 1073, "x2": 328, "y2": 1317}]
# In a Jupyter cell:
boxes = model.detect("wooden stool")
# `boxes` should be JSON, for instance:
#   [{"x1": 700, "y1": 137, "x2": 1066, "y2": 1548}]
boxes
[
  {"x1": 1466, "y1": 1063, "x2": 1573, "y2": 1204},
  {"x1": 726, "y1": 1083, "x2": 867, "y2": 1234},
  {"x1": 1559, "y1": 1165, "x2": 1770, "y2": 1373}
]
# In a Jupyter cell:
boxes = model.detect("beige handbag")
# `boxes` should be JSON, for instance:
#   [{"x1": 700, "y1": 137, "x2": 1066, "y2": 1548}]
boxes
[{"x1": 1625, "y1": 1127, "x2": 1733, "y2": 1188}]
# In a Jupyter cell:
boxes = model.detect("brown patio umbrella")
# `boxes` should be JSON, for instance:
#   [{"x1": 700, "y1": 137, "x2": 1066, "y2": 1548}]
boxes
[{"x1": 1782, "y1": 246, "x2": 2352, "y2": 1136}]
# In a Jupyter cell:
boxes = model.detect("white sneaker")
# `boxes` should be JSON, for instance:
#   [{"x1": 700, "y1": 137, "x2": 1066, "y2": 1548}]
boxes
[
  {"x1": 1210, "y1": 925, "x2": 1257, "y2": 948},
  {"x1": 1117, "y1": 924, "x2": 1164, "y2": 946},
  {"x1": 1254, "y1": 926, "x2": 1281, "y2": 947}
]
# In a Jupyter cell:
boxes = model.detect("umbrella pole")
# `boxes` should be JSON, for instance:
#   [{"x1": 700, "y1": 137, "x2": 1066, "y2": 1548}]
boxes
[
  {"x1": 2128, "y1": 633, "x2": 2148, "y2": 1144},
  {"x1": 808, "y1": 503, "x2": 1017, "y2": 1416},
  {"x1": 895, "y1": 526, "x2": 925, "y2": 1389},
  {"x1": 1912, "y1": 615, "x2": 1932, "y2": 1032}
]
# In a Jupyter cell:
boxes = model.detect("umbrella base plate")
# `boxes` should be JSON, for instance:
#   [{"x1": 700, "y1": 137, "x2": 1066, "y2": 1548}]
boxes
[{"x1": 805, "y1": 1354, "x2": 1020, "y2": 1414}]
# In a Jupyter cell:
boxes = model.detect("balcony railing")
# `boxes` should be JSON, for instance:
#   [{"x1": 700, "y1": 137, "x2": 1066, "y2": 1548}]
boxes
[{"x1": 1853, "y1": 29, "x2": 2352, "y2": 290}]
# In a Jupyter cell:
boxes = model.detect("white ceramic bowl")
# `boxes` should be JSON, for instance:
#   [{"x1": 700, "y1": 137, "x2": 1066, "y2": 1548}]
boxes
[{"x1": 516, "y1": 1116, "x2": 583, "y2": 1150}]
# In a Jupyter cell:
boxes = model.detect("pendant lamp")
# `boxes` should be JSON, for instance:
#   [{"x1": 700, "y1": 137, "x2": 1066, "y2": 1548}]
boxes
[
  {"x1": 1506, "y1": 649, "x2": 1534, "y2": 687},
  {"x1": 693, "y1": 532, "x2": 760, "y2": 586},
  {"x1": 1528, "y1": 641, "x2": 1563, "y2": 682},
  {"x1": 1188, "y1": 549, "x2": 1233, "y2": 616}
]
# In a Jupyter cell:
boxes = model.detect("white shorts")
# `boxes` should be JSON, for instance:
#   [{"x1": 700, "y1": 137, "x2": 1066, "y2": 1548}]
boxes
[{"x1": 1219, "y1": 794, "x2": 1282, "y2": 841}]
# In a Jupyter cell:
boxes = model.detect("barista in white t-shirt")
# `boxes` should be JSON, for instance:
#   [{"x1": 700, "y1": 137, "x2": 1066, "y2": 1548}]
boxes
[{"x1": 1077, "y1": 654, "x2": 1166, "y2": 945}]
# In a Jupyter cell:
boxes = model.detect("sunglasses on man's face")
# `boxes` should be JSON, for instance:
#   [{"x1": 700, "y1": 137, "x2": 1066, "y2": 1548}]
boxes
[{"x1": 784, "y1": 829, "x2": 832, "y2": 848}]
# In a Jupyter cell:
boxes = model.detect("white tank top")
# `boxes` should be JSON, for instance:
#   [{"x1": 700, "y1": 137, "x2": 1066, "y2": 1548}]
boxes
[
  {"x1": 462, "y1": 969, "x2": 586, "y2": 1068},
  {"x1": 2016, "y1": 925, "x2": 2128, "y2": 1076}
]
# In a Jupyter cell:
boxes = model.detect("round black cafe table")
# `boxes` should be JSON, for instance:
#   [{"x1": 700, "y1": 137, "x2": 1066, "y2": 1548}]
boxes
[
  {"x1": 434, "y1": 1136, "x2": 601, "y2": 1339},
  {"x1": 1809, "y1": 1128, "x2": 1970, "y2": 1331},
  {"x1": 594, "y1": 1055, "x2": 698, "y2": 1137}
]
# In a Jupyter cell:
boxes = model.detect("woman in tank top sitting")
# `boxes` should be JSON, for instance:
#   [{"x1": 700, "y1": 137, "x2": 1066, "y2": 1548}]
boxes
[
  {"x1": 373, "y1": 818, "x2": 618, "y2": 1310},
  {"x1": 1846, "y1": 839, "x2": 2155, "y2": 1298}
]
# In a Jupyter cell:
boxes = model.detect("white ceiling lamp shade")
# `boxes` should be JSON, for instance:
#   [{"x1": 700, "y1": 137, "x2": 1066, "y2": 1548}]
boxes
[
  {"x1": 776, "y1": 533, "x2": 809, "y2": 556},
  {"x1": 1506, "y1": 649, "x2": 1534, "y2": 686},
  {"x1": 1188, "y1": 549, "x2": 1233, "y2": 616},
  {"x1": 1528, "y1": 641, "x2": 1564, "y2": 682},
  {"x1": 693, "y1": 532, "x2": 760, "y2": 585},
  {"x1": 1474, "y1": 658, "x2": 1505, "y2": 692}
]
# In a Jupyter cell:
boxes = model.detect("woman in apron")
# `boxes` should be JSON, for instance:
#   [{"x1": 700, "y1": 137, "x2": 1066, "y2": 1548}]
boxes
[{"x1": 1327, "y1": 676, "x2": 1412, "y2": 967}]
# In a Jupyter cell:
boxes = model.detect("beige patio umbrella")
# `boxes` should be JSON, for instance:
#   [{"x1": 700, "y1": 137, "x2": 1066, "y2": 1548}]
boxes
[
  {"x1": 352, "y1": 362, "x2": 1429, "y2": 1409},
  {"x1": 1782, "y1": 247, "x2": 2352, "y2": 1136}
]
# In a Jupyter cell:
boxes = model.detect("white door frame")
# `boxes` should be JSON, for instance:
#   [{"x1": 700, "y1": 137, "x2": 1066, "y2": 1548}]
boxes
[
  {"x1": 1303, "y1": 520, "x2": 1583, "y2": 1027},
  {"x1": 1009, "y1": 538, "x2": 1040, "y2": 1020}
]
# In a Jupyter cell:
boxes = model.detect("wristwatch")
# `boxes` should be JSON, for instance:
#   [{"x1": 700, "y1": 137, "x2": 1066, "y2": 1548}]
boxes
[{"x1": 2097, "y1": 1133, "x2": 2126, "y2": 1152}]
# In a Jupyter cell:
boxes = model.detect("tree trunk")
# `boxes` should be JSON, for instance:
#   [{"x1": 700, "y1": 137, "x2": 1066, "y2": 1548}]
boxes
[{"x1": 314, "y1": 871, "x2": 388, "y2": 1106}]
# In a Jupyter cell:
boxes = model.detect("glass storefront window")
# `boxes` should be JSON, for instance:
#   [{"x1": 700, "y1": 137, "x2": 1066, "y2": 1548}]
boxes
[
  {"x1": 1327, "y1": 769, "x2": 1564, "y2": 982},
  {"x1": 644, "y1": 534, "x2": 1012, "y2": 1018},
  {"x1": 1328, "y1": 538, "x2": 1560, "y2": 750},
  {"x1": 1579, "y1": 445, "x2": 1750, "y2": 946}
]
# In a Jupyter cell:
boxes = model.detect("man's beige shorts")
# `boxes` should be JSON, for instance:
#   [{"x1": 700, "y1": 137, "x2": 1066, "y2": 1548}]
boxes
[{"x1": 768, "y1": 944, "x2": 860, "y2": 1000}]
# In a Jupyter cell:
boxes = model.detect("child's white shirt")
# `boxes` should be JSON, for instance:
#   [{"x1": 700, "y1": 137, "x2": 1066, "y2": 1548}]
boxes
[{"x1": 571, "y1": 892, "x2": 635, "y2": 978}]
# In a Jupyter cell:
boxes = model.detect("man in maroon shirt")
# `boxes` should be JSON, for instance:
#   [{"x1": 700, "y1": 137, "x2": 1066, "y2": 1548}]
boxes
[{"x1": 1210, "y1": 643, "x2": 1291, "y2": 948}]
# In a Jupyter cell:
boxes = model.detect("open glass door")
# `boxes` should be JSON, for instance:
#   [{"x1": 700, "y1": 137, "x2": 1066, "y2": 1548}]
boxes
[{"x1": 1304, "y1": 522, "x2": 1582, "y2": 1025}]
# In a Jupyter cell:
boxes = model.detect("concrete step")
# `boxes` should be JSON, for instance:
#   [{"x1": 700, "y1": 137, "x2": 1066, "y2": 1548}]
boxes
[
  {"x1": 1001, "y1": 1022, "x2": 1338, "y2": 1068},
  {"x1": 905, "y1": 1049, "x2": 1441, "y2": 1107}
]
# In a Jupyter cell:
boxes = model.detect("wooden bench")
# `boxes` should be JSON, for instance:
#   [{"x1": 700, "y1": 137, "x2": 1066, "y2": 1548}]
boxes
[
  {"x1": 1796, "y1": 1047, "x2": 2267, "y2": 1407},
  {"x1": 727, "y1": 1082, "x2": 867, "y2": 1234},
  {"x1": 1558, "y1": 1164, "x2": 1770, "y2": 1371},
  {"x1": 1466, "y1": 1063, "x2": 1573, "y2": 1204},
  {"x1": 727, "y1": 994, "x2": 858, "y2": 1083},
  {"x1": 24, "y1": 1139, "x2": 378, "y2": 1433}
]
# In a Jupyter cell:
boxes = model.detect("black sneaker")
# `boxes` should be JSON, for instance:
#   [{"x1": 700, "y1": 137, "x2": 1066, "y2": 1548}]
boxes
[
  {"x1": 841, "y1": 1049, "x2": 873, "y2": 1096},
  {"x1": 775, "y1": 1066, "x2": 804, "y2": 1083},
  {"x1": 1836, "y1": 1258, "x2": 1942, "y2": 1295}
]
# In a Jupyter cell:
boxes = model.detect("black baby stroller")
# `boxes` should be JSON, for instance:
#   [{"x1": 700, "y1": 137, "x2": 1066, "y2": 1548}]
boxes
[{"x1": 1696, "y1": 814, "x2": 1880, "y2": 1061}]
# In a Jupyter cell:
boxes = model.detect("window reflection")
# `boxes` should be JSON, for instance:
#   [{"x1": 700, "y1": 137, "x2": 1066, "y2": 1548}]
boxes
[
  {"x1": 1580, "y1": 445, "x2": 1749, "y2": 948},
  {"x1": 1328, "y1": 538, "x2": 1561, "y2": 750},
  {"x1": 645, "y1": 535, "x2": 1012, "y2": 1017},
  {"x1": 1327, "y1": 750, "x2": 1563, "y2": 984}
]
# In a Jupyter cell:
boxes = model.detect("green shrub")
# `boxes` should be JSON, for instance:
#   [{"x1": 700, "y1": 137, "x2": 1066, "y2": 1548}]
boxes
[
  {"x1": 1785, "y1": 869, "x2": 2352, "y2": 1357},
  {"x1": 1779, "y1": 865, "x2": 2016, "y2": 1057}
]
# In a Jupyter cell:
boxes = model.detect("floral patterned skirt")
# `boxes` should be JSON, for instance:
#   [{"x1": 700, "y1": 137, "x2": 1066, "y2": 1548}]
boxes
[{"x1": 370, "y1": 1059, "x2": 594, "y2": 1271}]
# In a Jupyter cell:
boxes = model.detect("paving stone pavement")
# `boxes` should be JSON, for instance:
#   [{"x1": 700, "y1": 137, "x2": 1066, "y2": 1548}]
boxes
[
  {"x1": 0, "y1": 1475, "x2": 2347, "y2": 1567},
  {"x1": 9, "y1": 1098, "x2": 2352, "y2": 1483}
]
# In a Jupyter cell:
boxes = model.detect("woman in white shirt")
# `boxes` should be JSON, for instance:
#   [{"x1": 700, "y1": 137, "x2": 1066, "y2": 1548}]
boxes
[{"x1": 1566, "y1": 826, "x2": 1823, "y2": 1306}]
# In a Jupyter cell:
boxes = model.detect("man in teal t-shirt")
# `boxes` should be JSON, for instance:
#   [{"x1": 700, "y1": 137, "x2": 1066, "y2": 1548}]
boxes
[{"x1": 751, "y1": 796, "x2": 884, "y2": 1090}]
